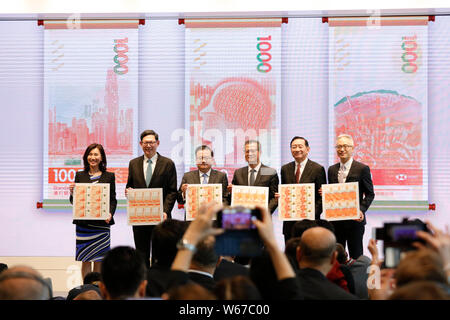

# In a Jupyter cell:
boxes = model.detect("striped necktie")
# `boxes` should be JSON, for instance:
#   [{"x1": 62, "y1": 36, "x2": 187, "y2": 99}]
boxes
[{"x1": 202, "y1": 173, "x2": 208, "y2": 184}]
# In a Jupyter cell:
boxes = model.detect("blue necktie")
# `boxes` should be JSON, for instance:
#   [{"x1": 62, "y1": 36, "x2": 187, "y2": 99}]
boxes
[
  {"x1": 202, "y1": 173, "x2": 208, "y2": 184},
  {"x1": 146, "y1": 159, "x2": 153, "y2": 187}
]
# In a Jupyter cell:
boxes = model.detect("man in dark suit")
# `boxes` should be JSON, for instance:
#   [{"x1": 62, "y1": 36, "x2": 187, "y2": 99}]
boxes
[
  {"x1": 126, "y1": 129, "x2": 178, "y2": 268},
  {"x1": 177, "y1": 145, "x2": 229, "y2": 209},
  {"x1": 280, "y1": 136, "x2": 327, "y2": 243},
  {"x1": 296, "y1": 227, "x2": 357, "y2": 300},
  {"x1": 328, "y1": 134, "x2": 375, "y2": 259},
  {"x1": 229, "y1": 140, "x2": 279, "y2": 214}
]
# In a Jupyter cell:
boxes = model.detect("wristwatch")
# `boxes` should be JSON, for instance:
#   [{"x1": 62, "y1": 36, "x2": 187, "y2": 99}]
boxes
[{"x1": 176, "y1": 238, "x2": 197, "y2": 253}]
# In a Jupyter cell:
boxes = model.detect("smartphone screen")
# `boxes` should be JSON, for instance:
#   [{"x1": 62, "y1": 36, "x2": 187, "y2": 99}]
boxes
[
  {"x1": 220, "y1": 207, "x2": 257, "y2": 230},
  {"x1": 214, "y1": 207, "x2": 263, "y2": 257}
]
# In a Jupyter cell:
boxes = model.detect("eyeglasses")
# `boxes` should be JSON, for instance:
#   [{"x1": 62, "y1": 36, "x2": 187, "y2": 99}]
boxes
[
  {"x1": 335, "y1": 145, "x2": 353, "y2": 150},
  {"x1": 141, "y1": 141, "x2": 157, "y2": 146}
]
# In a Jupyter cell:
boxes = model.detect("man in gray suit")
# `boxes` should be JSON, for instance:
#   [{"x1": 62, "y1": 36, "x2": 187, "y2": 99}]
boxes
[
  {"x1": 177, "y1": 145, "x2": 229, "y2": 210},
  {"x1": 280, "y1": 136, "x2": 326, "y2": 242},
  {"x1": 229, "y1": 140, "x2": 279, "y2": 214}
]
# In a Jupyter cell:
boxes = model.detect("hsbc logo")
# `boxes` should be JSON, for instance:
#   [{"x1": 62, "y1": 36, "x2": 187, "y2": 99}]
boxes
[{"x1": 396, "y1": 174, "x2": 408, "y2": 181}]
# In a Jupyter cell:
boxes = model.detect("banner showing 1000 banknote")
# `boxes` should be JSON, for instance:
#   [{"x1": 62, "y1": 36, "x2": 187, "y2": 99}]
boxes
[
  {"x1": 328, "y1": 16, "x2": 429, "y2": 211},
  {"x1": 185, "y1": 18, "x2": 282, "y2": 180},
  {"x1": 43, "y1": 20, "x2": 140, "y2": 208}
]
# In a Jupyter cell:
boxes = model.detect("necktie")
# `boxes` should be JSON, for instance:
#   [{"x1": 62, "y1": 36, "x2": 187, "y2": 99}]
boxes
[
  {"x1": 202, "y1": 173, "x2": 208, "y2": 184},
  {"x1": 295, "y1": 164, "x2": 301, "y2": 183},
  {"x1": 249, "y1": 169, "x2": 256, "y2": 186},
  {"x1": 338, "y1": 165, "x2": 345, "y2": 183},
  {"x1": 146, "y1": 159, "x2": 153, "y2": 187}
]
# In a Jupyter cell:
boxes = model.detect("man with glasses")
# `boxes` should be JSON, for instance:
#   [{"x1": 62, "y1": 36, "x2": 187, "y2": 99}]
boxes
[
  {"x1": 229, "y1": 140, "x2": 279, "y2": 214},
  {"x1": 177, "y1": 145, "x2": 229, "y2": 212},
  {"x1": 126, "y1": 130, "x2": 178, "y2": 268},
  {"x1": 328, "y1": 134, "x2": 374, "y2": 259}
]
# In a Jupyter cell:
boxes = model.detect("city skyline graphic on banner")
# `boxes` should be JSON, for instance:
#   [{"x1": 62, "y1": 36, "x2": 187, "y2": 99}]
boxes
[{"x1": 48, "y1": 69, "x2": 133, "y2": 156}]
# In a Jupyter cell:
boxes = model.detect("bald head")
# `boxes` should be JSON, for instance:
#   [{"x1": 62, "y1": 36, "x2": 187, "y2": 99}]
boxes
[
  {"x1": 297, "y1": 227, "x2": 337, "y2": 270},
  {"x1": 0, "y1": 266, "x2": 51, "y2": 300}
]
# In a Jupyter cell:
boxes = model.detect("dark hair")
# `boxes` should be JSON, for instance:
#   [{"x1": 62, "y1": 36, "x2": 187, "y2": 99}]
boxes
[
  {"x1": 195, "y1": 145, "x2": 214, "y2": 158},
  {"x1": 0, "y1": 263, "x2": 7, "y2": 274},
  {"x1": 214, "y1": 276, "x2": 262, "y2": 300},
  {"x1": 244, "y1": 140, "x2": 261, "y2": 151},
  {"x1": 335, "y1": 243, "x2": 347, "y2": 264},
  {"x1": 151, "y1": 219, "x2": 188, "y2": 268},
  {"x1": 192, "y1": 236, "x2": 219, "y2": 268},
  {"x1": 249, "y1": 250, "x2": 278, "y2": 300},
  {"x1": 284, "y1": 237, "x2": 302, "y2": 271},
  {"x1": 101, "y1": 246, "x2": 147, "y2": 299},
  {"x1": 291, "y1": 219, "x2": 317, "y2": 238},
  {"x1": 83, "y1": 272, "x2": 101, "y2": 285},
  {"x1": 290, "y1": 136, "x2": 309, "y2": 148},
  {"x1": 82, "y1": 143, "x2": 107, "y2": 172},
  {"x1": 140, "y1": 130, "x2": 159, "y2": 142}
]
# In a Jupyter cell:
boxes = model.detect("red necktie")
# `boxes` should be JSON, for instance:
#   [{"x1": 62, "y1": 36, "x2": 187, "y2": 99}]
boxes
[{"x1": 295, "y1": 164, "x2": 301, "y2": 183}]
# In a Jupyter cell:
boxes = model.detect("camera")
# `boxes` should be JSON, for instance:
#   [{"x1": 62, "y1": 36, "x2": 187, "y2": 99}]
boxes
[
  {"x1": 214, "y1": 206, "x2": 263, "y2": 257},
  {"x1": 373, "y1": 218, "x2": 430, "y2": 268}
]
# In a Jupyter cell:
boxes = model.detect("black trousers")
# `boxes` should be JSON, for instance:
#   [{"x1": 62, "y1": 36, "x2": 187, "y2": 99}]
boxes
[
  {"x1": 332, "y1": 221, "x2": 365, "y2": 259},
  {"x1": 132, "y1": 225, "x2": 155, "y2": 269}
]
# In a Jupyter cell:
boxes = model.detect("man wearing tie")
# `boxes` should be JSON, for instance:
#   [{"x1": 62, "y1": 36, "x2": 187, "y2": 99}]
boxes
[
  {"x1": 229, "y1": 140, "x2": 279, "y2": 214},
  {"x1": 327, "y1": 134, "x2": 375, "y2": 259},
  {"x1": 126, "y1": 130, "x2": 178, "y2": 268},
  {"x1": 177, "y1": 145, "x2": 229, "y2": 211},
  {"x1": 280, "y1": 136, "x2": 326, "y2": 243}
]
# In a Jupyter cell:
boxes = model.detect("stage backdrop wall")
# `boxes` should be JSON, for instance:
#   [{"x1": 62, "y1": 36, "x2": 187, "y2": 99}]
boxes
[{"x1": 1, "y1": 16, "x2": 449, "y2": 257}]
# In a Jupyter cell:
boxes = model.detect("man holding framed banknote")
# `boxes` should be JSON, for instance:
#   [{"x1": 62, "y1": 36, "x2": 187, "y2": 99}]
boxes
[{"x1": 327, "y1": 134, "x2": 375, "y2": 259}]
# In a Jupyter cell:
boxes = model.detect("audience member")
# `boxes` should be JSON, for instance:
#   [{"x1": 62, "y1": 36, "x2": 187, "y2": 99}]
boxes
[
  {"x1": 188, "y1": 235, "x2": 219, "y2": 292},
  {"x1": 389, "y1": 281, "x2": 449, "y2": 300},
  {"x1": 395, "y1": 248, "x2": 447, "y2": 287},
  {"x1": 99, "y1": 246, "x2": 147, "y2": 300},
  {"x1": 213, "y1": 256, "x2": 249, "y2": 282},
  {"x1": 67, "y1": 284, "x2": 102, "y2": 300},
  {"x1": 214, "y1": 275, "x2": 261, "y2": 300},
  {"x1": 296, "y1": 227, "x2": 357, "y2": 300},
  {"x1": 284, "y1": 237, "x2": 302, "y2": 272},
  {"x1": 164, "y1": 282, "x2": 216, "y2": 300},
  {"x1": 0, "y1": 263, "x2": 8, "y2": 274},
  {"x1": 171, "y1": 202, "x2": 303, "y2": 300},
  {"x1": 336, "y1": 242, "x2": 370, "y2": 299},
  {"x1": 147, "y1": 219, "x2": 188, "y2": 297},
  {"x1": 83, "y1": 271, "x2": 101, "y2": 286},
  {"x1": 290, "y1": 220, "x2": 317, "y2": 239},
  {"x1": 0, "y1": 266, "x2": 52, "y2": 300}
]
